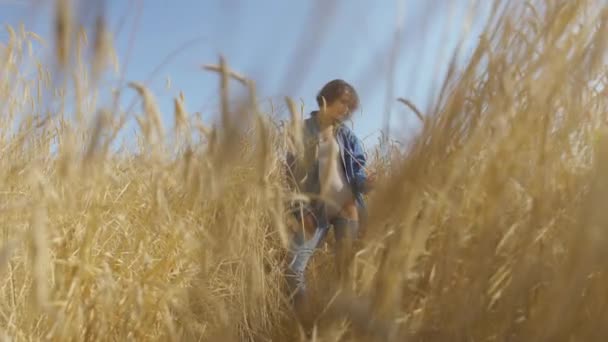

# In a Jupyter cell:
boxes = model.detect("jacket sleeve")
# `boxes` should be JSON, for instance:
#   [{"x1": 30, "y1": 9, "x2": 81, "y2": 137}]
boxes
[{"x1": 349, "y1": 132, "x2": 370, "y2": 194}]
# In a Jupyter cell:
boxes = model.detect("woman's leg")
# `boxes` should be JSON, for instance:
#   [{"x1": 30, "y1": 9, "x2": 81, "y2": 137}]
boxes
[
  {"x1": 332, "y1": 217, "x2": 359, "y2": 278},
  {"x1": 287, "y1": 206, "x2": 330, "y2": 299},
  {"x1": 332, "y1": 199, "x2": 360, "y2": 287},
  {"x1": 287, "y1": 210, "x2": 330, "y2": 330},
  {"x1": 288, "y1": 223, "x2": 329, "y2": 297}
]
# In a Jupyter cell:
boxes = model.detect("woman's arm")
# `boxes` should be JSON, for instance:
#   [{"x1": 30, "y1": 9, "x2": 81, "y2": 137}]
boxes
[{"x1": 348, "y1": 132, "x2": 374, "y2": 194}]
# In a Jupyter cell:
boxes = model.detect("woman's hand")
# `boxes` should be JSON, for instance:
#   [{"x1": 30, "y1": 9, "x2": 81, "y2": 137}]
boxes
[{"x1": 288, "y1": 211, "x2": 318, "y2": 238}]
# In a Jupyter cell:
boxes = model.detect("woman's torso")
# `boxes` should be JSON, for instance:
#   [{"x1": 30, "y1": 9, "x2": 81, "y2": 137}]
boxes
[{"x1": 317, "y1": 126, "x2": 357, "y2": 220}]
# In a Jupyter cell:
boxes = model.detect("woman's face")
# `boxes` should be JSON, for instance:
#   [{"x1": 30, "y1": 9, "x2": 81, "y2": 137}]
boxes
[{"x1": 323, "y1": 91, "x2": 354, "y2": 123}]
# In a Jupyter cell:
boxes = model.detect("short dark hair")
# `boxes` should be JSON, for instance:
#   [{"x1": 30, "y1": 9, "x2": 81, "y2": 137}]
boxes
[{"x1": 315, "y1": 79, "x2": 359, "y2": 112}]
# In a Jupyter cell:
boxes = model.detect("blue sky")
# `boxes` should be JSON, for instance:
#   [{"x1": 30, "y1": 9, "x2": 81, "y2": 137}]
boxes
[{"x1": 0, "y1": 0, "x2": 488, "y2": 151}]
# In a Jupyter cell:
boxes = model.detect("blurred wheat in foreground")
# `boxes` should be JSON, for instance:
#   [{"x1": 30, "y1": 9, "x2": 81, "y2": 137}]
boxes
[{"x1": 1, "y1": 0, "x2": 608, "y2": 341}]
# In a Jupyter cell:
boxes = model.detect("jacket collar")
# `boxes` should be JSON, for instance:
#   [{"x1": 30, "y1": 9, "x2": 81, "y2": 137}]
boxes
[{"x1": 309, "y1": 110, "x2": 347, "y2": 134}]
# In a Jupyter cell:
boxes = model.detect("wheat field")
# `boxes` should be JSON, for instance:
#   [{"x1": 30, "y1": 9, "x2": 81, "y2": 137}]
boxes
[{"x1": 1, "y1": 0, "x2": 608, "y2": 341}]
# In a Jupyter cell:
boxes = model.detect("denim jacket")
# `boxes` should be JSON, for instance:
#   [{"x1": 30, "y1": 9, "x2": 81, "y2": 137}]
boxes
[{"x1": 286, "y1": 111, "x2": 369, "y2": 224}]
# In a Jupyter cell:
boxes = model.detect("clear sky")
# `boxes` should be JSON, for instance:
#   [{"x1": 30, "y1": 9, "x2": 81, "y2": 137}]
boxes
[{"x1": 0, "y1": 0, "x2": 488, "y2": 151}]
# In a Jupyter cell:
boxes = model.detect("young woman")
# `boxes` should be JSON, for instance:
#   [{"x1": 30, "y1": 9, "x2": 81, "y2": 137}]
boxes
[{"x1": 285, "y1": 79, "x2": 374, "y2": 316}]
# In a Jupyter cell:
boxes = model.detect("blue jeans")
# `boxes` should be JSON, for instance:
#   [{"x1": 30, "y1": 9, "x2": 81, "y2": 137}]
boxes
[{"x1": 286, "y1": 214, "x2": 359, "y2": 302}]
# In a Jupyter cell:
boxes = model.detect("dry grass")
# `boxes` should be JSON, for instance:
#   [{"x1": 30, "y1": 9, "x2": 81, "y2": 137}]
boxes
[{"x1": 1, "y1": 0, "x2": 608, "y2": 341}]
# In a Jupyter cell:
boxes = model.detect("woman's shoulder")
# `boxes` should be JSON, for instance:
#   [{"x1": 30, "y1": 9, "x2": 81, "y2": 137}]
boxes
[{"x1": 336, "y1": 123, "x2": 362, "y2": 143}]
